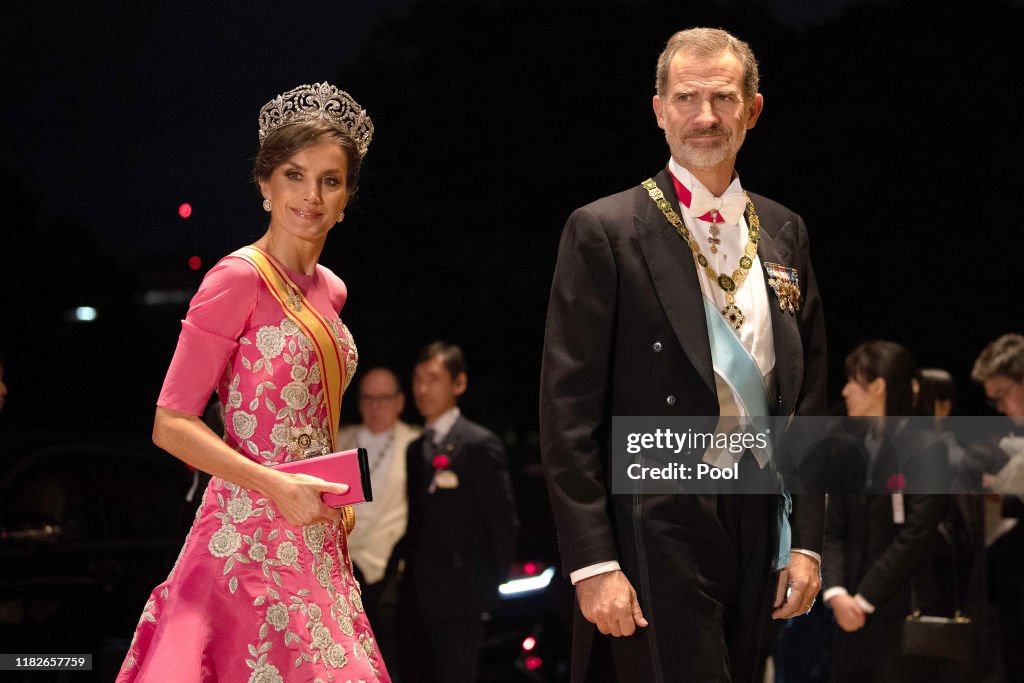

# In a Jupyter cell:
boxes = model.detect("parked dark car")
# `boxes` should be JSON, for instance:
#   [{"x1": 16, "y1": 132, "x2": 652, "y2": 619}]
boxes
[
  {"x1": 479, "y1": 453, "x2": 572, "y2": 682},
  {"x1": 0, "y1": 433, "x2": 195, "y2": 681},
  {"x1": 481, "y1": 558, "x2": 572, "y2": 682}
]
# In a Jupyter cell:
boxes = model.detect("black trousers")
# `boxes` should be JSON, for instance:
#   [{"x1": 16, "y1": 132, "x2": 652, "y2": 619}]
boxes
[
  {"x1": 396, "y1": 579, "x2": 484, "y2": 683},
  {"x1": 831, "y1": 616, "x2": 946, "y2": 682},
  {"x1": 576, "y1": 453, "x2": 778, "y2": 683},
  {"x1": 989, "y1": 524, "x2": 1024, "y2": 682}
]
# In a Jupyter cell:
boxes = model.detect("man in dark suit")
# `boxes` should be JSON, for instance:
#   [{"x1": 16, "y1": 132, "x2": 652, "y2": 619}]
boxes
[
  {"x1": 539, "y1": 28, "x2": 827, "y2": 682},
  {"x1": 971, "y1": 333, "x2": 1024, "y2": 681},
  {"x1": 397, "y1": 341, "x2": 518, "y2": 683}
]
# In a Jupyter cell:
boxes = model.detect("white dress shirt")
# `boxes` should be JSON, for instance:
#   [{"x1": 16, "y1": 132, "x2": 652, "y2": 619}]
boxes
[
  {"x1": 668, "y1": 159, "x2": 777, "y2": 470},
  {"x1": 425, "y1": 406, "x2": 461, "y2": 445}
]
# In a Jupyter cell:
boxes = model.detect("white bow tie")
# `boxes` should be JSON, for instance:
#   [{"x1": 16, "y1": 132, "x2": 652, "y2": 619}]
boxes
[{"x1": 688, "y1": 185, "x2": 747, "y2": 225}]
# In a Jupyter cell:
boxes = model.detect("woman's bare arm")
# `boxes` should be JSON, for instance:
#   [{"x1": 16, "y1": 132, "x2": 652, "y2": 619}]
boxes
[{"x1": 153, "y1": 405, "x2": 346, "y2": 526}]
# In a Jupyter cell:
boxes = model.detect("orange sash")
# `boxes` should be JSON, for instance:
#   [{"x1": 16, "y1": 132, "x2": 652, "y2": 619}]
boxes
[{"x1": 231, "y1": 245, "x2": 355, "y2": 532}]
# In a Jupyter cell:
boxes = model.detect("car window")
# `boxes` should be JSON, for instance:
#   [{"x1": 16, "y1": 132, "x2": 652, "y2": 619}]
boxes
[{"x1": 0, "y1": 450, "x2": 102, "y2": 542}]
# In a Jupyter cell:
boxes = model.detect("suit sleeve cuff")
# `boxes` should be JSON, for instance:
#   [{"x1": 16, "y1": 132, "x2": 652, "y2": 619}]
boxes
[
  {"x1": 570, "y1": 561, "x2": 621, "y2": 585},
  {"x1": 790, "y1": 548, "x2": 822, "y2": 564},
  {"x1": 854, "y1": 593, "x2": 876, "y2": 614},
  {"x1": 822, "y1": 586, "x2": 848, "y2": 604}
]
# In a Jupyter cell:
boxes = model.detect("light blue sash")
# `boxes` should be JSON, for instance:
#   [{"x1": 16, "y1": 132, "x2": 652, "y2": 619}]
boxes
[{"x1": 702, "y1": 297, "x2": 792, "y2": 571}]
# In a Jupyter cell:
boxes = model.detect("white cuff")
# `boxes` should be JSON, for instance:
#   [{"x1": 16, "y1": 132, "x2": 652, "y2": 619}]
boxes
[
  {"x1": 822, "y1": 586, "x2": 849, "y2": 605},
  {"x1": 790, "y1": 548, "x2": 822, "y2": 565},
  {"x1": 569, "y1": 561, "x2": 621, "y2": 585},
  {"x1": 853, "y1": 593, "x2": 876, "y2": 614}
]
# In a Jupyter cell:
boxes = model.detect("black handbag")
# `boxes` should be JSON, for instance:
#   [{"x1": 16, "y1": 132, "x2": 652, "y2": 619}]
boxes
[
  {"x1": 902, "y1": 611, "x2": 974, "y2": 661},
  {"x1": 901, "y1": 525, "x2": 976, "y2": 661}
]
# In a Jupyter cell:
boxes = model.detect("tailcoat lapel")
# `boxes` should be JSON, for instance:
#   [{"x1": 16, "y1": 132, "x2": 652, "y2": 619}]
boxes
[
  {"x1": 632, "y1": 168, "x2": 717, "y2": 401},
  {"x1": 755, "y1": 205, "x2": 803, "y2": 416}
]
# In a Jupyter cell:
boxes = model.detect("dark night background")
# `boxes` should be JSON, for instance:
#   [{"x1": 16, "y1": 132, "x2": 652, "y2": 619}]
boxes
[
  {"x1": 0, "y1": 0, "x2": 1022, "y2": 679},
  {"x1": 2, "y1": 0, "x2": 1023, "y2": 441}
]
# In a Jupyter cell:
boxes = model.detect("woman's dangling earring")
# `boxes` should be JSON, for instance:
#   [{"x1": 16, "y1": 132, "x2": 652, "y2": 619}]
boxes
[
  {"x1": 262, "y1": 198, "x2": 272, "y2": 212},
  {"x1": 337, "y1": 210, "x2": 345, "y2": 223}
]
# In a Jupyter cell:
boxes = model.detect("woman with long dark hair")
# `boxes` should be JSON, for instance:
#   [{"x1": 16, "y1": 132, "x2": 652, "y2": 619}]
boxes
[{"x1": 822, "y1": 341, "x2": 950, "y2": 681}]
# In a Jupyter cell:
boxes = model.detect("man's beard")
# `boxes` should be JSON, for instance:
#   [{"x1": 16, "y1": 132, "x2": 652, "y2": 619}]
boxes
[{"x1": 669, "y1": 125, "x2": 745, "y2": 170}]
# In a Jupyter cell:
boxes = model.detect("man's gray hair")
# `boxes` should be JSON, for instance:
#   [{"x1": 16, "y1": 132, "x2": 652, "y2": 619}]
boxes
[
  {"x1": 655, "y1": 28, "x2": 760, "y2": 100},
  {"x1": 972, "y1": 333, "x2": 1024, "y2": 383}
]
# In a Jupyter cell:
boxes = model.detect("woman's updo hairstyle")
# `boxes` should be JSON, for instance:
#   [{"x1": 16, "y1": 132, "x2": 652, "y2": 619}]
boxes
[
  {"x1": 252, "y1": 82, "x2": 373, "y2": 194},
  {"x1": 253, "y1": 120, "x2": 362, "y2": 191}
]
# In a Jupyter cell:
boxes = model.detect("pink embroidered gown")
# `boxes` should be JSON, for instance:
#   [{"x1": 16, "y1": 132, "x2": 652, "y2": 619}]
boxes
[{"x1": 118, "y1": 254, "x2": 390, "y2": 682}]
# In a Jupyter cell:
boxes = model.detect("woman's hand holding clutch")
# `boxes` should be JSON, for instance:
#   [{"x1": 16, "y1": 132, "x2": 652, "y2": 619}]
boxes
[{"x1": 264, "y1": 471, "x2": 349, "y2": 526}]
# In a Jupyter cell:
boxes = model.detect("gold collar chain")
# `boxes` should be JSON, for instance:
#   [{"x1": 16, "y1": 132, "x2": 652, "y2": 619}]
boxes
[{"x1": 641, "y1": 178, "x2": 761, "y2": 330}]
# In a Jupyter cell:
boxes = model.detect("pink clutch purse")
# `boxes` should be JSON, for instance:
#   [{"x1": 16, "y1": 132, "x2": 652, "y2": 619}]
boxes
[{"x1": 271, "y1": 448, "x2": 373, "y2": 507}]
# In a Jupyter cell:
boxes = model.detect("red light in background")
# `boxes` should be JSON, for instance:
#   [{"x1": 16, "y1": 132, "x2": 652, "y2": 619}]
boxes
[
  {"x1": 524, "y1": 562, "x2": 538, "y2": 576},
  {"x1": 188, "y1": 255, "x2": 202, "y2": 271},
  {"x1": 524, "y1": 656, "x2": 543, "y2": 671},
  {"x1": 178, "y1": 203, "x2": 193, "y2": 218},
  {"x1": 521, "y1": 636, "x2": 537, "y2": 652}
]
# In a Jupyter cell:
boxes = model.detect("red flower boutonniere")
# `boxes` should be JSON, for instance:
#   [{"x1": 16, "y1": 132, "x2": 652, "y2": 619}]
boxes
[
  {"x1": 887, "y1": 473, "x2": 906, "y2": 493},
  {"x1": 428, "y1": 454, "x2": 459, "y2": 492}
]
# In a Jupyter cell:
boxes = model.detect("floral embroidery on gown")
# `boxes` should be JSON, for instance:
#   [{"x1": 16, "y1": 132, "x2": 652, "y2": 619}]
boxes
[{"x1": 118, "y1": 255, "x2": 389, "y2": 682}]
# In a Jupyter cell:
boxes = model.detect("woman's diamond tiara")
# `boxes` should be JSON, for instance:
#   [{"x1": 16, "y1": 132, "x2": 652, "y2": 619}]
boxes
[{"x1": 257, "y1": 82, "x2": 373, "y2": 158}]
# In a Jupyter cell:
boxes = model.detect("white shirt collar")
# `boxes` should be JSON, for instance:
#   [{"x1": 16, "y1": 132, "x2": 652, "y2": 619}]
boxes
[
  {"x1": 667, "y1": 157, "x2": 743, "y2": 203},
  {"x1": 426, "y1": 406, "x2": 461, "y2": 442}
]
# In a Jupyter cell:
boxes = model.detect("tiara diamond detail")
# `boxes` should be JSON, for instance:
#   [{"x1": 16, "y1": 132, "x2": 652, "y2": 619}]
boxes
[{"x1": 257, "y1": 82, "x2": 374, "y2": 158}]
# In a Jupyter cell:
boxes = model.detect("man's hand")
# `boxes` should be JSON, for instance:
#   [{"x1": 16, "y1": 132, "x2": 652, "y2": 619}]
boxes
[
  {"x1": 828, "y1": 593, "x2": 867, "y2": 632},
  {"x1": 576, "y1": 570, "x2": 649, "y2": 637},
  {"x1": 772, "y1": 552, "x2": 821, "y2": 619}
]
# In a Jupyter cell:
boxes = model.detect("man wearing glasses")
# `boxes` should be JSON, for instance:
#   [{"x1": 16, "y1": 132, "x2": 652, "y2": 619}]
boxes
[
  {"x1": 972, "y1": 333, "x2": 1024, "y2": 681},
  {"x1": 337, "y1": 366, "x2": 421, "y2": 665},
  {"x1": 975, "y1": 334, "x2": 1024, "y2": 420}
]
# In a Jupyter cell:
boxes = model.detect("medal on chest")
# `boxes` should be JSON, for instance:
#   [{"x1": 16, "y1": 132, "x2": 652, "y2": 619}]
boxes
[{"x1": 764, "y1": 262, "x2": 802, "y2": 313}]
